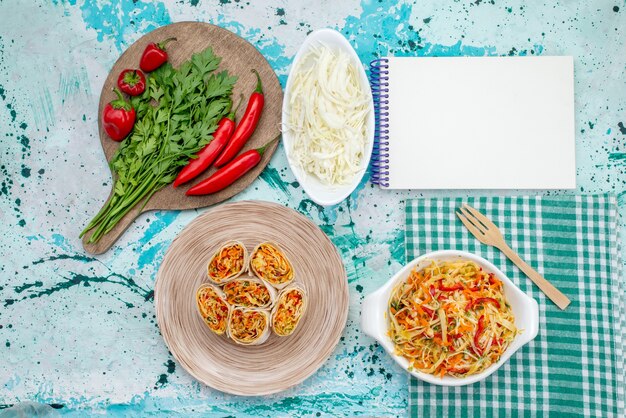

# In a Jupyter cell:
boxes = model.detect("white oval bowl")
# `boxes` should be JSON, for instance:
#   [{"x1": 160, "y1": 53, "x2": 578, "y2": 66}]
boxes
[
  {"x1": 281, "y1": 28, "x2": 375, "y2": 207},
  {"x1": 361, "y1": 250, "x2": 539, "y2": 386}
]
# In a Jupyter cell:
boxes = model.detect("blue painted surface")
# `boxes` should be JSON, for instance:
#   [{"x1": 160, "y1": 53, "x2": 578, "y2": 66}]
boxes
[{"x1": 0, "y1": 0, "x2": 625, "y2": 416}]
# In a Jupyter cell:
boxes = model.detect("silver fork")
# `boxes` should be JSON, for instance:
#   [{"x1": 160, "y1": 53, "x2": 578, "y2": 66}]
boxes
[{"x1": 457, "y1": 204, "x2": 571, "y2": 310}]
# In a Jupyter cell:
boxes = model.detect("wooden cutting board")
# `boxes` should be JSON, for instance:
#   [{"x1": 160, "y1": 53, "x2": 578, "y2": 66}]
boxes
[{"x1": 82, "y1": 22, "x2": 282, "y2": 254}]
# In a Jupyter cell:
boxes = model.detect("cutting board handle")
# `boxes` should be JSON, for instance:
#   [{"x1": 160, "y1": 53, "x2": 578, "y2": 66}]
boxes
[{"x1": 82, "y1": 195, "x2": 146, "y2": 254}]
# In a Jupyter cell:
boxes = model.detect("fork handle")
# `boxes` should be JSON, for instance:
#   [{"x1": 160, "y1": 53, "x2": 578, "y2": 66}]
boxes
[{"x1": 498, "y1": 243, "x2": 571, "y2": 310}]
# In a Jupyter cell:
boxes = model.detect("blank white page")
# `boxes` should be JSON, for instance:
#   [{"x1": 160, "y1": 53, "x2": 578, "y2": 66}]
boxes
[{"x1": 385, "y1": 56, "x2": 575, "y2": 189}]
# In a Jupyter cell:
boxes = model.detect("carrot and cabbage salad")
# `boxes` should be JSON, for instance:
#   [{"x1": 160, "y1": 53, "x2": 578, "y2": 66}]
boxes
[
  {"x1": 250, "y1": 243, "x2": 294, "y2": 286},
  {"x1": 196, "y1": 285, "x2": 229, "y2": 335},
  {"x1": 208, "y1": 242, "x2": 245, "y2": 283},
  {"x1": 224, "y1": 279, "x2": 272, "y2": 308},
  {"x1": 229, "y1": 309, "x2": 268, "y2": 344},
  {"x1": 388, "y1": 260, "x2": 518, "y2": 378},
  {"x1": 272, "y1": 288, "x2": 306, "y2": 336}
]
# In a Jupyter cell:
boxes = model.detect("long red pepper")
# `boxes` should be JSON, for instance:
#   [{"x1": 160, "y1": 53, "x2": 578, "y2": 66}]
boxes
[
  {"x1": 173, "y1": 96, "x2": 242, "y2": 187},
  {"x1": 186, "y1": 139, "x2": 275, "y2": 196},
  {"x1": 102, "y1": 88, "x2": 136, "y2": 142},
  {"x1": 214, "y1": 69, "x2": 264, "y2": 167},
  {"x1": 140, "y1": 37, "x2": 176, "y2": 72}
]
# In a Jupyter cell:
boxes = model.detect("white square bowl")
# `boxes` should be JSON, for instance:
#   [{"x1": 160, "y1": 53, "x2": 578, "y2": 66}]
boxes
[{"x1": 361, "y1": 250, "x2": 539, "y2": 386}]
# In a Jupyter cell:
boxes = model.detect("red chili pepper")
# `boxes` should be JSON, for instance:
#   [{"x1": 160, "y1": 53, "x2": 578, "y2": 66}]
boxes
[
  {"x1": 186, "y1": 139, "x2": 275, "y2": 196},
  {"x1": 438, "y1": 281, "x2": 464, "y2": 292},
  {"x1": 473, "y1": 315, "x2": 486, "y2": 356},
  {"x1": 139, "y1": 37, "x2": 176, "y2": 72},
  {"x1": 117, "y1": 69, "x2": 146, "y2": 96},
  {"x1": 173, "y1": 97, "x2": 243, "y2": 187},
  {"x1": 102, "y1": 88, "x2": 136, "y2": 142},
  {"x1": 214, "y1": 69, "x2": 265, "y2": 167},
  {"x1": 466, "y1": 297, "x2": 501, "y2": 311}
]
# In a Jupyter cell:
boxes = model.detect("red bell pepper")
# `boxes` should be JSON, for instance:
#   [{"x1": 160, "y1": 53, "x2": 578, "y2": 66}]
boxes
[
  {"x1": 117, "y1": 69, "x2": 146, "y2": 96},
  {"x1": 472, "y1": 315, "x2": 486, "y2": 356},
  {"x1": 438, "y1": 281, "x2": 464, "y2": 292},
  {"x1": 102, "y1": 88, "x2": 136, "y2": 142},
  {"x1": 186, "y1": 139, "x2": 275, "y2": 196},
  {"x1": 421, "y1": 306, "x2": 435, "y2": 319},
  {"x1": 466, "y1": 297, "x2": 501, "y2": 311},
  {"x1": 214, "y1": 69, "x2": 264, "y2": 167},
  {"x1": 488, "y1": 273, "x2": 502, "y2": 287},
  {"x1": 140, "y1": 37, "x2": 176, "y2": 72},
  {"x1": 173, "y1": 97, "x2": 242, "y2": 187}
]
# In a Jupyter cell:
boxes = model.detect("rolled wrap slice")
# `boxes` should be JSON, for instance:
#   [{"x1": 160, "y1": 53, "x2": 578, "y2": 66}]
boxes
[
  {"x1": 223, "y1": 276, "x2": 277, "y2": 309},
  {"x1": 227, "y1": 307, "x2": 270, "y2": 345},
  {"x1": 271, "y1": 284, "x2": 308, "y2": 337},
  {"x1": 195, "y1": 283, "x2": 231, "y2": 335},
  {"x1": 207, "y1": 240, "x2": 248, "y2": 285},
  {"x1": 249, "y1": 242, "x2": 294, "y2": 289}
]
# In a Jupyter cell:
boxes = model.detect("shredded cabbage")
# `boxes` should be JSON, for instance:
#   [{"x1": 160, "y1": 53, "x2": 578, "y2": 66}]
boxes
[{"x1": 286, "y1": 42, "x2": 370, "y2": 185}]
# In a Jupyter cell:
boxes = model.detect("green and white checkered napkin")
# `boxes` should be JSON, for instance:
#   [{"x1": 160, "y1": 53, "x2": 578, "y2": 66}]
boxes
[{"x1": 405, "y1": 195, "x2": 625, "y2": 417}]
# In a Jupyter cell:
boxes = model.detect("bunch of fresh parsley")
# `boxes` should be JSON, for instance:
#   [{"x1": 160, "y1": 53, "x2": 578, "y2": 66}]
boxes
[{"x1": 81, "y1": 47, "x2": 237, "y2": 243}]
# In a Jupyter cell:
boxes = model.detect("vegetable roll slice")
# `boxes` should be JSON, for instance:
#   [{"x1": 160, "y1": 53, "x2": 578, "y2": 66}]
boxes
[
  {"x1": 207, "y1": 240, "x2": 248, "y2": 284},
  {"x1": 223, "y1": 277, "x2": 277, "y2": 309},
  {"x1": 227, "y1": 307, "x2": 270, "y2": 345},
  {"x1": 271, "y1": 284, "x2": 308, "y2": 337},
  {"x1": 250, "y1": 242, "x2": 294, "y2": 289},
  {"x1": 195, "y1": 284, "x2": 230, "y2": 335}
]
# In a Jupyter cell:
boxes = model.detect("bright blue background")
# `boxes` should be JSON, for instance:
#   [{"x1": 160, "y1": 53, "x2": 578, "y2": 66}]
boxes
[{"x1": 0, "y1": 0, "x2": 625, "y2": 416}]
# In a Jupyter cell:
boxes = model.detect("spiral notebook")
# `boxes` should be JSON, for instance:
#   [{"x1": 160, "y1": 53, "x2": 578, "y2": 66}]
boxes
[{"x1": 370, "y1": 56, "x2": 575, "y2": 189}]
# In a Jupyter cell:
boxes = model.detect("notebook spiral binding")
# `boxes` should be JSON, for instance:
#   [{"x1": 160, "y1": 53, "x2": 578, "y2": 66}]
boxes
[{"x1": 369, "y1": 58, "x2": 390, "y2": 187}]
